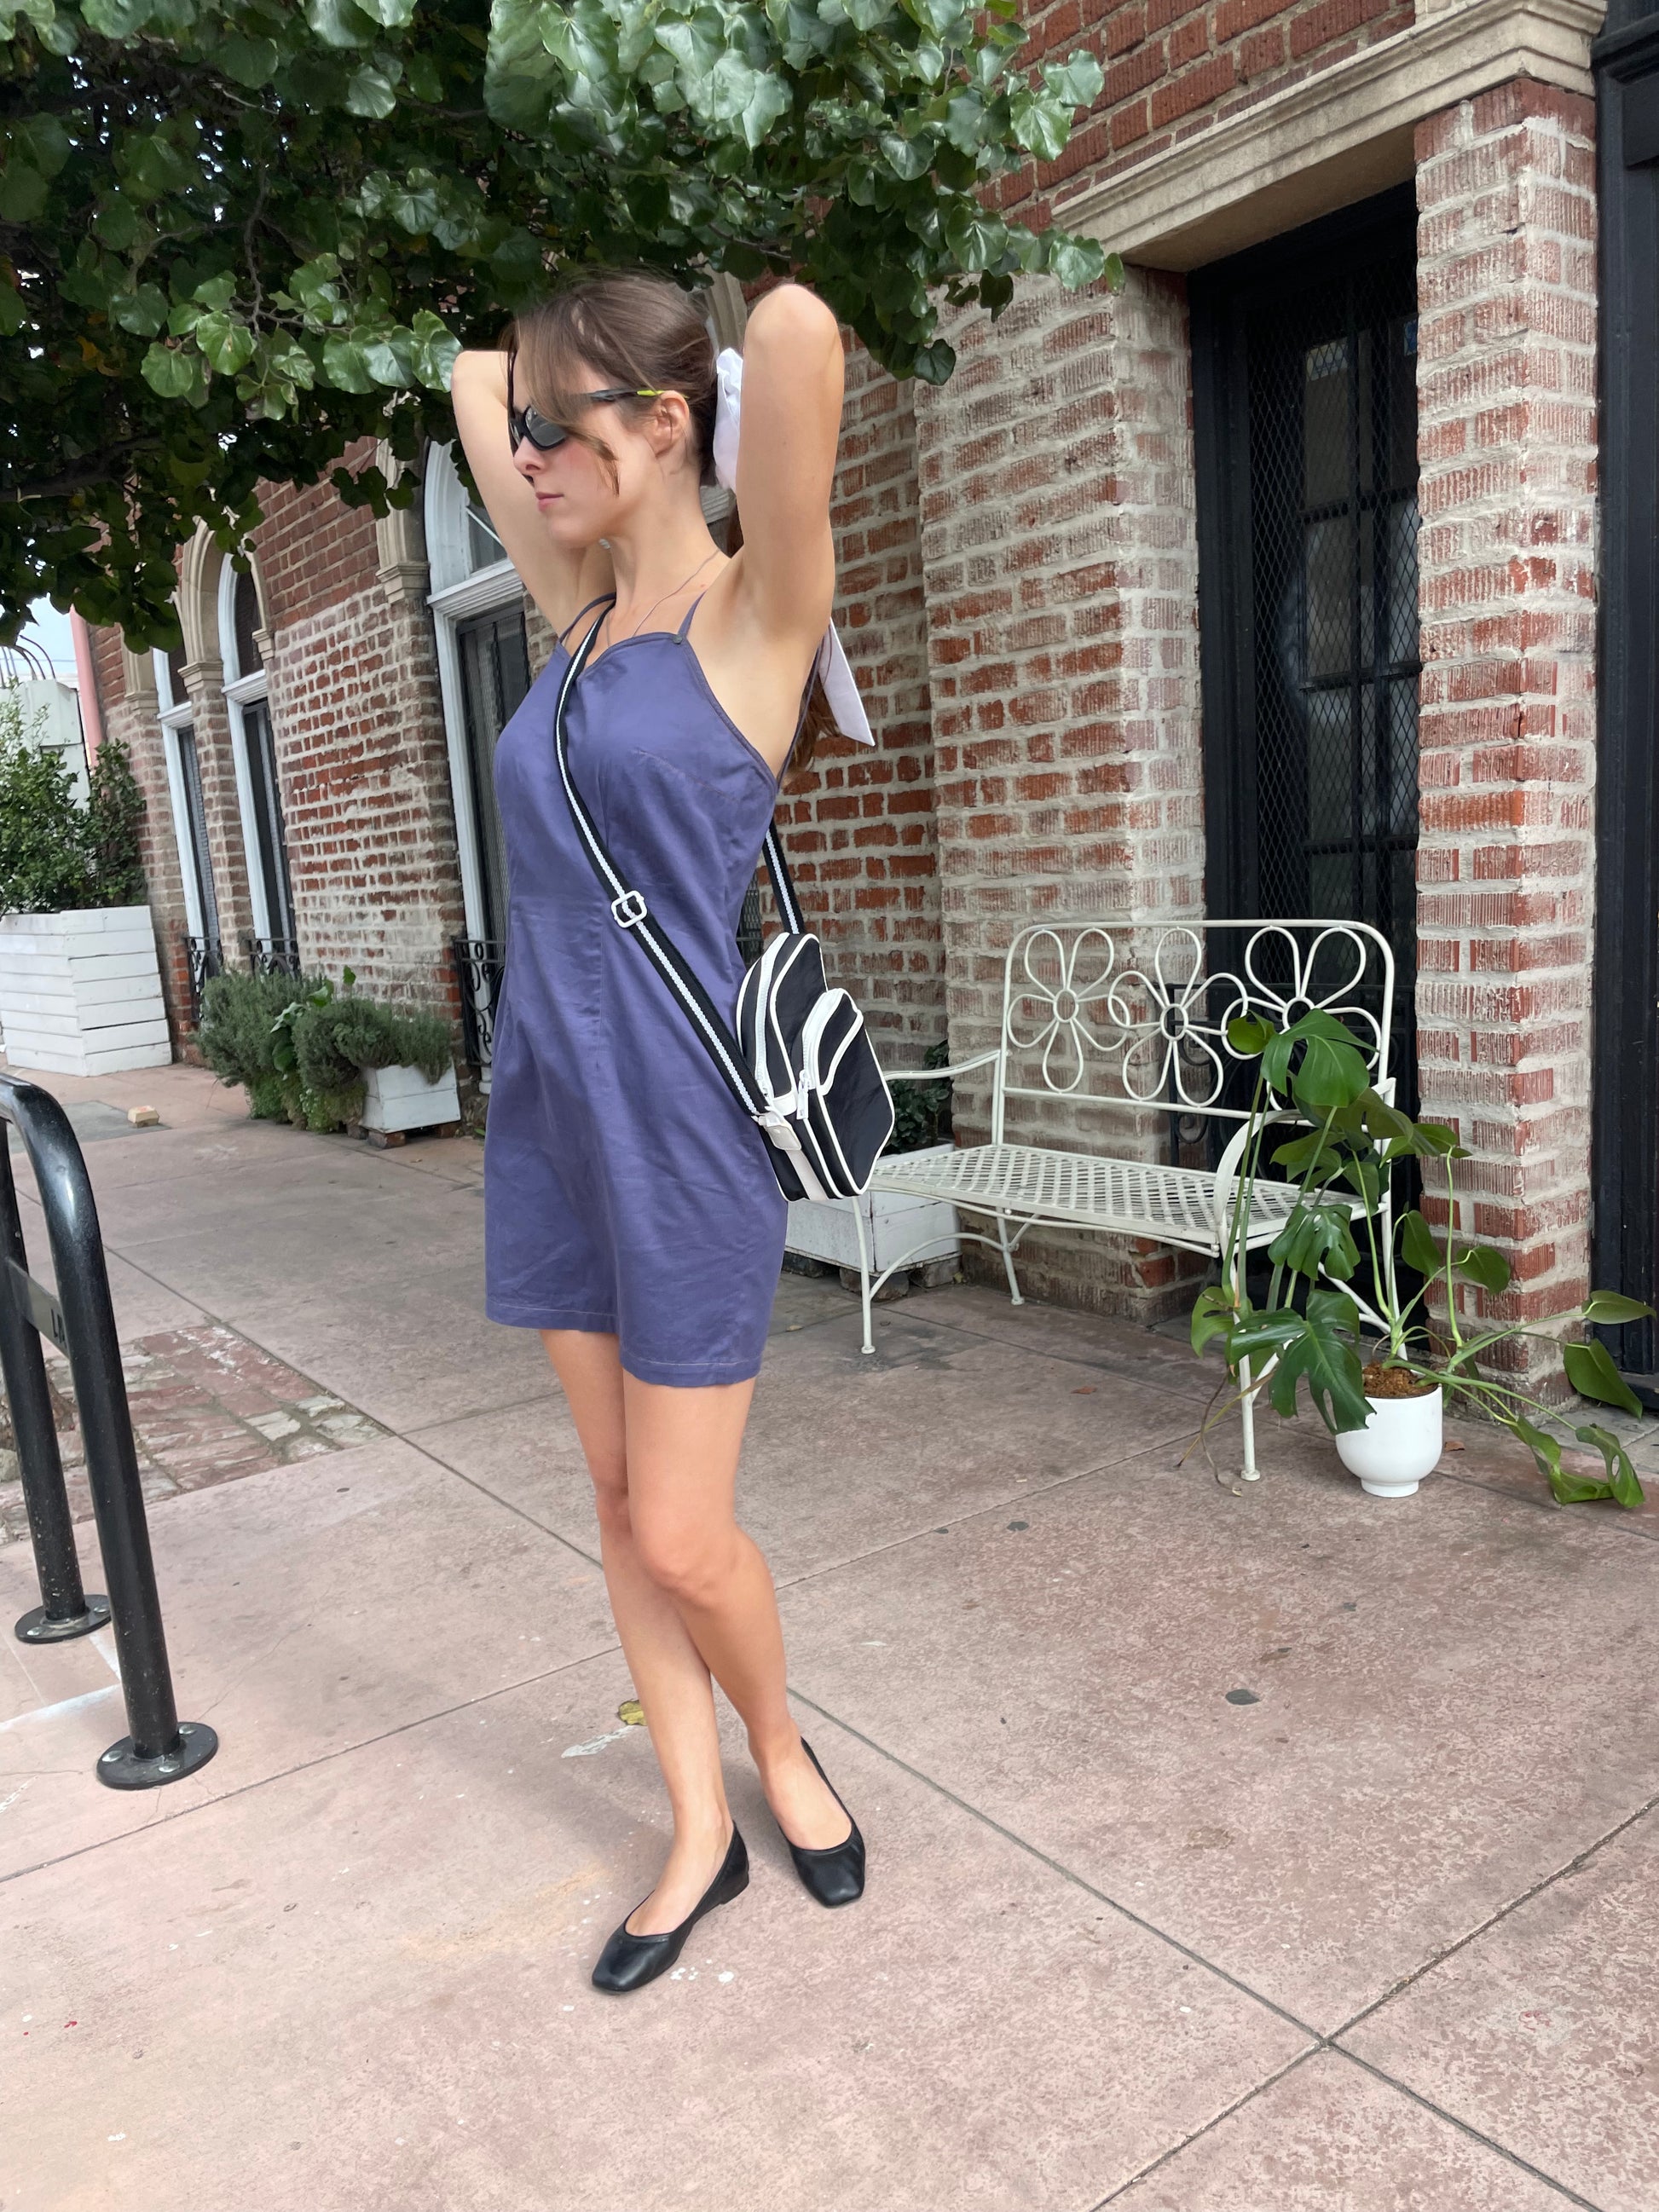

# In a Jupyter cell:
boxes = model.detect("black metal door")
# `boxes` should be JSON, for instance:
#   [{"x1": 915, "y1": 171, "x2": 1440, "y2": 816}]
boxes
[
  {"x1": 457, "y1": 606, "x2": 529, "y2": 946},
  {"x1": 1193, "y1": 189, "x2": 1421, "y2": 1109},
  {"x1": 1593, "y1": 2, "x2": 1659, "y2": 1390}
]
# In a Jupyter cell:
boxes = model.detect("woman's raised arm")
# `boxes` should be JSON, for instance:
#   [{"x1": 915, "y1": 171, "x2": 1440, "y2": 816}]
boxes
[
  {"x1": 727, "y1": 286, "x2": 843, "y2": 660},
  {"x1": 448, "y1": 349, "x2": 613, "y2": 635}
]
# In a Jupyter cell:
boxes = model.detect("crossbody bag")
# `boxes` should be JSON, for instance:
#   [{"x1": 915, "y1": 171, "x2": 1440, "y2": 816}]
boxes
[{"x1": 553, "y1": 604, "x2": 895, "y2": 1204}]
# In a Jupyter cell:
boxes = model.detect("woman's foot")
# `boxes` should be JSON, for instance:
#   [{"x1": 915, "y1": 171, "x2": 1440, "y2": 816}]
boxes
[
  {"x1": 624, "y1": 1816, "x2": 737, "y2": 1935},
  {"x1": 592, "y1": 1824, "x2": 749, "y2": 1993},
  {"x1": 752, "y1": 1729, "x2": 853, "y2": 1852}
]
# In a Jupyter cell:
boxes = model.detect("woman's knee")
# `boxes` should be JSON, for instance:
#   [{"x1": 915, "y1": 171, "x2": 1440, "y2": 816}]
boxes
[
  {"x1": 631, "y1": 1510, "x2": 736, "y2": 1607},
  {"x1": 589, "y1": 1460, "x2": 633, "y2": 1537}
]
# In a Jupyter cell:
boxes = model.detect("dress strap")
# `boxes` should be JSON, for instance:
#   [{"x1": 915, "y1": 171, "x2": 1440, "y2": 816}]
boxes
[
  {"x1": 558, "y1": 594, "x2": 616, "y2": 647},
  {"x1": 675, "y1": 591, "x2": 707, "y2": 642}
]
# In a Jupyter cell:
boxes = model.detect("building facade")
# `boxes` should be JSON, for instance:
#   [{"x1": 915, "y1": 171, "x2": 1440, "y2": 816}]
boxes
[{"x1": 92, "y1": 0, "x2": 1659, "y2": 1387}]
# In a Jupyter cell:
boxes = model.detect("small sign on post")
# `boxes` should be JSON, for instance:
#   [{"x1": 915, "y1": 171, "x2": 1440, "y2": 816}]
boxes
[{"x1": 1, "y1": 1077, "x2": 217, "y2": 1790}]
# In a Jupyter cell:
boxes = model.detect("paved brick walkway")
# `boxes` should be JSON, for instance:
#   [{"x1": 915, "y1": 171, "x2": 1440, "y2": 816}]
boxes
[{"x1": 2, "y1": 1060, "x2": 1656, "y2": 2212}]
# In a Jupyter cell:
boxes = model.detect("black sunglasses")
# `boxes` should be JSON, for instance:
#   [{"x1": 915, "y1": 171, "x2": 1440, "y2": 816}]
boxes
[{"x1": 506, "y1": 351, "x2": 668, "y2": 453}]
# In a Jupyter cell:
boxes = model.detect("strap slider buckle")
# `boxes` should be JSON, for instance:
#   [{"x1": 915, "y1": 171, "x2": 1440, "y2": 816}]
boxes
[{"x1": 610, "y1": 890, "x2": 648, "y2": 929}]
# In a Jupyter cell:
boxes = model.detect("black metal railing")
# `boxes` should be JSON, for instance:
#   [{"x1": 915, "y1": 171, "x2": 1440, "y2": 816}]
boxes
[
  {"x1": 452, "y1": 936, "x2": 506, "y2": 1072},
  {"x1": 1, "y1": 1077, "x2": 217, "y2": 1788},
  {"x1": 184, "y1": 933, "x2": 223, "y2": 1023},
  {"x1": 242, "y1": 932, "x2": 302, "y2": 979}
]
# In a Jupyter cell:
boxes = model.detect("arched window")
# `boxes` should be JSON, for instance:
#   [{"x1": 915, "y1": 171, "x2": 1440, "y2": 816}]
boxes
[
  {"x1": 153, "y1": 635, "x2": 221, "y2": 970},
  {"x1": 219, "y1": 560, "x2": 297, "y2": 967}
]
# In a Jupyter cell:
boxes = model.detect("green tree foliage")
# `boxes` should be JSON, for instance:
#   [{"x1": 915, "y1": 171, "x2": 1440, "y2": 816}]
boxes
[
  {"x1": 0, "y1": 0, "x2": 1113, "y2": 649},
  {"x1": 0, "y1": 690, "x2": 147, "y2": 910}
]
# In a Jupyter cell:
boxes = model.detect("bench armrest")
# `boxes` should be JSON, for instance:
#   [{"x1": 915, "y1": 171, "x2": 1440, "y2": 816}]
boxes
[{"x1": 881, "y1": 1049, "x2": 998, "y2": 1084}]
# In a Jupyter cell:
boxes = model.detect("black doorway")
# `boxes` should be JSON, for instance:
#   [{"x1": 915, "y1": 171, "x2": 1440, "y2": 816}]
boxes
[
  {"x1": 1191, "y1": 188, "x2": 1421, "y2": 1111},
  {"x1": 1593, "y1": 2, "x2": 1659, "y2": 1389}
]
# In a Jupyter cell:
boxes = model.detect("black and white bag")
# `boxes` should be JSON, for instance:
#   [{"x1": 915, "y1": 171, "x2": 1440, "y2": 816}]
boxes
[{"x1": 553, "y1": 606, "x2": 894, "y2": 1204}]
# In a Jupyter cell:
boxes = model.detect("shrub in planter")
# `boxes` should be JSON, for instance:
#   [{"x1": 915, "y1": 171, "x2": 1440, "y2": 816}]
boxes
[
  {"x1": 885, "y1": 1036, "x2": 953, "y2": 1156},
  {"x1": 199, "y1": 966, "x2": 324, "y2": 1123},
  {"x1": 0, "y1": 698, "x2": 146, "y2": 914}
]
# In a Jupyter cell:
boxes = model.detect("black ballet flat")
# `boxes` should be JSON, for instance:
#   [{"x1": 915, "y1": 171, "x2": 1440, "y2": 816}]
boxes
[
  {"x1": 590, "y1": 1825, "x2": 749, "y2": 1994},
  {"x1": 777, "y1": 1739, "x2": 865, "y2": 1908}
]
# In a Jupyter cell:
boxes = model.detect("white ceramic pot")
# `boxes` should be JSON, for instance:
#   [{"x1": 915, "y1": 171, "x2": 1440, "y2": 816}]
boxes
[{"x1": 1334, "y1": 1383, "x2": 1443, "y2": 1499}]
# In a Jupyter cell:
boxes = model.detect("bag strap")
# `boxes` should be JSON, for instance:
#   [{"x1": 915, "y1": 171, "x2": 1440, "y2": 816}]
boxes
[{"x1": 553, "y1": 604, "x2": 797, "y2": 1135}]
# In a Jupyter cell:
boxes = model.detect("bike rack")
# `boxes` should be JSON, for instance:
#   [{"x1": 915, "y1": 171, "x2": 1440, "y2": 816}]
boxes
[{"x1": 1, "y1": 1077, "x2": 217, "y2": 1790}]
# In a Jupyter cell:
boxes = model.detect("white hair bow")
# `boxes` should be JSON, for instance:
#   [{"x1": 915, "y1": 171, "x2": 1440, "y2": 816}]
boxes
[{"x1": 713, "y1": 346, "x2": 876, "y2": 748}]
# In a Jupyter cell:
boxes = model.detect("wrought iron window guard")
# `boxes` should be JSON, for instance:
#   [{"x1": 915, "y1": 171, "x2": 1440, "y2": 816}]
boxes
[
  {"x1": 452, "y1": 936, "x2": 506, "y2": 1071},
  {"x1": 184, "y1": 933, "x2": 223, "y2": 1024},
  {"x1": 242, "y1": 932, "x2": 301, "y2": 979}
]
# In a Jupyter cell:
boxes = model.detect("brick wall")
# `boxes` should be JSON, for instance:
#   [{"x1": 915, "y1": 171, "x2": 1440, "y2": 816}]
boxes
[
  {"x1": 1413, "y1": 80, "x2": 1598, "y2": 1381},
  {"x1": 777, "y1": 341, "x2": 943, "y2": 1051},
  {"x1": 914, "y1": 266, "x2": 1205, "y2": 1316},
  {"x1": 1009, "y1": 0, "x2": 1414, "y2": 222}
]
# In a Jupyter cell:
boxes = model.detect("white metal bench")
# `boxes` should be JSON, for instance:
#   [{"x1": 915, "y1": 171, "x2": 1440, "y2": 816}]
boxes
[{"x1": 856, "y1": 919, "x2": 1396, "y2": 1478}]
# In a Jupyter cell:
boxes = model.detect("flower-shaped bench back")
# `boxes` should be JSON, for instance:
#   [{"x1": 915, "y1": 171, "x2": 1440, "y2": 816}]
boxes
[{"x1": 996, "y1": 919, "x2": 1396, "y2": 1135}]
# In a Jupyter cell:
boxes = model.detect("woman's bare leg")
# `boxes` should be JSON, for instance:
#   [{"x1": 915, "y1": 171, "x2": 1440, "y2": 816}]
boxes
[
  {"x1": 540, "y1": 1330, "x2": 732, "y2": 1935},
  {"x1": 621, "y1": 1372, "x2": 851, "y2": 1856}
]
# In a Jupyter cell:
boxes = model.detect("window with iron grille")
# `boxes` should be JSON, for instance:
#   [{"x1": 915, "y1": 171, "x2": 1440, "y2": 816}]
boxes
[{"x1": 1192, "y1": 188, "x2": 1421, "y2": 1111}]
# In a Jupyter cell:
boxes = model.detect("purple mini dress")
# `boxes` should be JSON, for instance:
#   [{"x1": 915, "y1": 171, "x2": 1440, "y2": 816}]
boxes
[{"x1": 483, "y1": 597, "x2": 788, "y2": 1386}]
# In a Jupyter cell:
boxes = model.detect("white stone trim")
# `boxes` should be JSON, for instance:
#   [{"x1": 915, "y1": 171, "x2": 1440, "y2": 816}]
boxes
[
  {"x1": 1058, "y1": 0, "x2": 1606, "y2": 270},
  {"x1": 217, "y1": 555, "x2": 275, "y2": 944}
]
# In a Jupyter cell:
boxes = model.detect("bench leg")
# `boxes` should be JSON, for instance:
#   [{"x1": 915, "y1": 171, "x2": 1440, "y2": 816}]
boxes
[
  {"x1": 995, "y1": 1214, "x2": 1024, "y2": 1307},
  {"x1": 1240, "y1": 1354, "x2": 1261, "y2": 1482},
  {"x1": 853, "y1": 1202, "x2": 876, "y2": 1356}
]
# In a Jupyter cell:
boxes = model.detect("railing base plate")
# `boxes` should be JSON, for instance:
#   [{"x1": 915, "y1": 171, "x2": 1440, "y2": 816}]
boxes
[
  {"x1": 15, "y1": 1596, "x2": 112, "y2": 1643},
  {"x1": 97, "y1": 1718, "x2": 219, "y2": 1792}
]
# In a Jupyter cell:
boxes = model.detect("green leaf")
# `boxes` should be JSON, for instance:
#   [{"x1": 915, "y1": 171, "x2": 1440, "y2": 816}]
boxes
[
  {"x1": 345, "y1": 62, "x2": 401, "y2": 117},
  {"x1": 140, "y1": 341, "x2": 206, "y2": 404},
  {"x1": 1408, "y1": 1120, "x2": 1462, "y2": 1158},
  {"x1": 1452, "y1": 1244, "x2": 1510, "y2": 1295},
  {"x1": 1399, "y1": 1209, "x2": 1442, "y2": 1278},
  {"x1": 1189, "y1": 1284, "x2": 1234, "y2": 1355},
  {"x1": 90, "y1": 196, "x2": 142, "y2": 250},
  {"x1": 1270, "y1": 1129, "x2": 1340, "y2": 1180},
  {"x1": 914, "y1": 338, "x2": 956, "y2": 384},
  {"x1": 1235, "y1": 1288, "x2": 1370, "y2": 1433},
  {"x1": 109, "y1": 283, "x2": 169, "y2": 337},
  {"x1": 1563, "y1": 1337, "x2": 1642, "y2": 1418},
  {"x1": 1047, "y1": 234, "x2": 1106, "y2": 291},
  {"x1": 1269, "y1": 1203, "x2": 1360, "y2": 1283},
  {"x1": 879, "y1": 131, "x2": 934, "y2": 182},
  {"x1": 14, "y1": 114, "x2": 70, "y2": 176},
  {"x1": 194, "y1": 312, "x2": 255, "y2": 376},
  {"x1": 1228, "y1": 1014, "x2": 1275, "y2": 1055},
  {"x1": 1572, "y1": 1424, "x2": 1646, "y2": 1510},
  {"x1": 945, "y1": 205, "x2": 1008, "y2": 273},
  {"x1": 308, "y1": 0, "x2": 378, "y2": 46},
  {"x1": 1009, "y1": 85, "x2": 1068, "y2": 164},
  {"x1": 81, "y1": 0, "x2": 154, "y2": 34},
  {"x1": 219, "y1": 32, "x2": 280, "y2": 84},
  {"x1": 1043, "y1": 51, "x2": 1104, "y2": 107},
  {"x1": 1581, "y1": 1290, "x2": 1656, "y2": 1325},
  {"x1": 1511, "y1": 1414, "x2": 1590, "y2": 1501},
  {"x1": 0, "y1": 280, "x2": 24, "y2": 338},
  {"x1": 0, "y1": 162, "x2": 49, "y2": 222},
  {"x1": 1260, "y1": 1008, "x2": 1367, "y2": 1102}
]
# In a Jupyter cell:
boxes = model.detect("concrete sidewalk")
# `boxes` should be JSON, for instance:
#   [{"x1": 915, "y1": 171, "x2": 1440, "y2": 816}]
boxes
[{"x1": 2, "y1": 1062, "x2": 1656, "y2": 2211}]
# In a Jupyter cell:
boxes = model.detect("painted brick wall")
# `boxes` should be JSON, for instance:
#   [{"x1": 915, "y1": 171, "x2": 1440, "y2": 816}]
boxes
[
  {"x1": 1008, "y1": 0, "x2": 1414, "y2": 222},
  {"x1": 913, "y1": 266, "x2": 1205, "y2": 1316},
  {"x1": 777, "y1": 340, "x2": 943, "y2": 1050},
  {"x1": 1413, "y1": 80, "x2": 1598, "y2": 1382}
]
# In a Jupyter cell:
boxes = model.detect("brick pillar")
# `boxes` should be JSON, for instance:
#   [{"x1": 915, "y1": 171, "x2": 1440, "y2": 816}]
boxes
[
  {"x1": 1413, "y1": 80, "x2": 1598, "y2": 1383},
  {"x1": 779, "y1": 343, "x2": 943, "y2": 1052},
  {"x1": 914, "y1": 268, "x2": 1204, "y2": 1318}
]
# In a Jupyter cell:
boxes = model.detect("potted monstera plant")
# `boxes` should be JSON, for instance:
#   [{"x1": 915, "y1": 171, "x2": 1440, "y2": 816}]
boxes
[{"x1": 1192, "y1": 1008, "x2": 1651, "y2": 1505}]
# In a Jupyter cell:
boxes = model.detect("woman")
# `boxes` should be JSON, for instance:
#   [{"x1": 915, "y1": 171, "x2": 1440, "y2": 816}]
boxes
[{"x1": 449, "y1": 272, "x2": 864, "y2": 1995}]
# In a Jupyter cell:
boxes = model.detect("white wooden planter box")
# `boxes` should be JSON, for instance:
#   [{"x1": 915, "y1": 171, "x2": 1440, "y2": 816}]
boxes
[
  {"x1": 0, "y1": 906, "x2": 170, "y2": 1076},
  {"x1": 361, "y1": 1061, "x2": 460, "y2": 1134},
  {"x1": 786, "y1": 1141, "x2": 960, "y2": 1274}
]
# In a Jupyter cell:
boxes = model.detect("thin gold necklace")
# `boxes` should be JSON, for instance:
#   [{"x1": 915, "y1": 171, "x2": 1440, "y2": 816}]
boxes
[{"x1": 602, "y1": 547, "x2": 720, "y2": 650}]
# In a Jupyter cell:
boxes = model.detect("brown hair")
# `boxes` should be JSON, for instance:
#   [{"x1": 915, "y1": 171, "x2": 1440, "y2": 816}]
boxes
[
  {"x1": 512, "y1": 271, "x2": 847, "y2": 782},
  {"x1": 508, "y1": 271, "x2": 719, "y2": 486}
]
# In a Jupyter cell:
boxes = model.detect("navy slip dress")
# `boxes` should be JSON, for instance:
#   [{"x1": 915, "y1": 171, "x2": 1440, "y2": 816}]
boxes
[{"x1": 483, "y1": 595, "x2": 790, "y2": 1387}]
